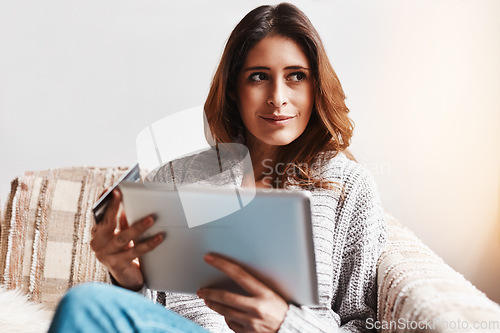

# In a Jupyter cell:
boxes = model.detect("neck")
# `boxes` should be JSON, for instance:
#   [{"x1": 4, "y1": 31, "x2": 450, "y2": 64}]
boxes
[{"x1": 244, "y1": 130, "x2": 279, "y2": 182}]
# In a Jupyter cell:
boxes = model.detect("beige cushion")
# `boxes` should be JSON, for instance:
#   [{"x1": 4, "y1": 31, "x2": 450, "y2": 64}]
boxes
[
  {"x1": 0, "y1": 167, "x2": 127, "y2": 310},
  {"x1": 378, "y1": 214, "x2": 500, "y2": 331}
]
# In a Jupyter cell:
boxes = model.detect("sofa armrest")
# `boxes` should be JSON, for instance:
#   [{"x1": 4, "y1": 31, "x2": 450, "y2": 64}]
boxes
[
  {"x1": 0, "y1": 167, "x2": 128, "y2": 311},
  {"x1": 377, "y1": 213, "x2": 500, "y2": 332}
]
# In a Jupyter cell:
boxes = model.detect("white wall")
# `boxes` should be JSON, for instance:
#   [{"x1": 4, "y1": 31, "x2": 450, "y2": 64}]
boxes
[{"x1": 1, "y1": 0, "x2": 499, "y2": 303}]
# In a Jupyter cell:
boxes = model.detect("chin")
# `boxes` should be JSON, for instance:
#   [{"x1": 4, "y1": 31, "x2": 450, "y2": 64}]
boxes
[{"x1": 262, "y1": 135, "x2": 298, "y2": 147}]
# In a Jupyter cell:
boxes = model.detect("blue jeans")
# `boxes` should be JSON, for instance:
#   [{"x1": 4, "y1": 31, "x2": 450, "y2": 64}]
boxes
[{"x1": 49, "y1": 283, "x2": 209, "y2": 333}]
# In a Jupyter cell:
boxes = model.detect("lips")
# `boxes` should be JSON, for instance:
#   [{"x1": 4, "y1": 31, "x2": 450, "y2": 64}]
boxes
[
  {"x1": 259, "y1": 114, "x2": 296, "y2": 125},
  {"x1": 260, "y1": 115, "x2": 295, "y2": 121}
]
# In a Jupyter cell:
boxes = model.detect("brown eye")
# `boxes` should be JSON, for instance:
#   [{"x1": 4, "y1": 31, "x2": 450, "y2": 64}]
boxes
[
  {"x1": 249, "y1": 73, "x2": 268, "y2": 82},
  {"x1": 289, "y1": 71, "x2": 307, "y2": 82}
]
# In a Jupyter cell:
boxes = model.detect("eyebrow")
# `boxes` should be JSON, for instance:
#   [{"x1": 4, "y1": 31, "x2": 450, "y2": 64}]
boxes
[{"x1": 243, "y1": 65, "x2": 310, "y2": 71}]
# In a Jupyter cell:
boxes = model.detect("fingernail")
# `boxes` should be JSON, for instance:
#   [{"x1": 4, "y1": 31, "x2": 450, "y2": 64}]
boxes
[
  {"x1": 204, "y1": 254, "x2": 214, "y2": 262},
  {"x1": 144, "y1": 217, "x2": 154, "y2": 227},
  {"x1": 154, "y1": 234, "x2": 163, "y2": 243}
]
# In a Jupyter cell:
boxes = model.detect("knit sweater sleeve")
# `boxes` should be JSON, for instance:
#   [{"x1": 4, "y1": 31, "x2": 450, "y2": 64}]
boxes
[
  {"x1": 334, "y1": 167, "x2": 386, "y2": 332},
  {"x1": 278, "y1": 163, "x2": 387, "y2": 333}
]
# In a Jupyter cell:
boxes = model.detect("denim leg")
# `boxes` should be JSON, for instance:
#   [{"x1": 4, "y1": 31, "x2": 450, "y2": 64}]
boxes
[{"x1": 49, "y1": 283, "x2": 209, "y2": 333}]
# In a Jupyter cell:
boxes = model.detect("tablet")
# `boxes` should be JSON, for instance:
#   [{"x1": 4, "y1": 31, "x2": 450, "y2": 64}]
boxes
[{"x1": 118, "y1": 181, "x2": 319, "y2": 306}]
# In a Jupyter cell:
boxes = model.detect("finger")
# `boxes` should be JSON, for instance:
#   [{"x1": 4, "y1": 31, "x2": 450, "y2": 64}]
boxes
[
  {"x1": 226, "y1": 319, "x2": 245, "y2": 333},
  {"x1": 102, "y1": 215, "x2": 156, "y2": 256},
  {"x1": 197, "y1": 288, "x2": 254, "y2": 313},
  {"x1": 225, "y1": 318, "x2": 245, "y2": 333},
  {"x1": 97, "y1": 188, "x2": 109, "y2": 199},
  {"x1": 102, "y1": 190, "x2": 122, "y2": 232},
  {"x1": 91, "y1": 224, "x2": 98, "y2": 236},
  {"x1": 202, "y1": 300, "x2": 248, "y2": 326},
  {"x1": 204, "y1": 254, "x2": 269, "y2": 296},
  {"x1": 129, "y1": 233, "x2": 164, "y2": 258},
  {"x1": 93, "y1": 213, "x2": 152, "y2": 254},
  {"x1": 119, "y1": 211, "x2": 129, "y2": 231},
  {"x1": 107, "y1": 233, "x2": 164, "y2": 269}
]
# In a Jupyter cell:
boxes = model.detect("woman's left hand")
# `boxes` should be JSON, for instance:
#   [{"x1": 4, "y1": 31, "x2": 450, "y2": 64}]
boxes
[{"x1": 197, "y1": 253, "x2": 289, "y2": 333}]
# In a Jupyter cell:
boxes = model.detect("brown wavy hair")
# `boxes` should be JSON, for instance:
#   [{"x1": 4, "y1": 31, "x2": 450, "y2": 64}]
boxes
[{"x1": 204, "y1": 3, "x2": 355, "y2": 190}]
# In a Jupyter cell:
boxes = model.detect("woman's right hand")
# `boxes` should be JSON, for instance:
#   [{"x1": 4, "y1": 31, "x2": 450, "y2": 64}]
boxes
[{"x1": 90, "y1": 189, "x2": 164, "y2": 291}]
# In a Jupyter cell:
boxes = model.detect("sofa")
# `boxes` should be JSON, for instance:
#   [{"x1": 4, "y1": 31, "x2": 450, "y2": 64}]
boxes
[{"x1": 1, "y1": 166, "x2": 500, "y2": 332}]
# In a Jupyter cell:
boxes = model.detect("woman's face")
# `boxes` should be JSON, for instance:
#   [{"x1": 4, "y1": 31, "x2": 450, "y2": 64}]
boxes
[{"x1": 236, "y1": 35, "x2": 314, "y2": 150}]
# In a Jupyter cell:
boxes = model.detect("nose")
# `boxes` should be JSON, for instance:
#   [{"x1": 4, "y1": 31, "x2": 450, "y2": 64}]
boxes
[{"x1": 267, "y1": 80, "x2": 288, "y2": 107}]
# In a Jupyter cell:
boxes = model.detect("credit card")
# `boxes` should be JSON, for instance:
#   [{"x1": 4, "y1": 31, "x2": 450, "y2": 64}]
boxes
[{"x1": 92, "y1": 163, "x2": 141, "y2": 223}]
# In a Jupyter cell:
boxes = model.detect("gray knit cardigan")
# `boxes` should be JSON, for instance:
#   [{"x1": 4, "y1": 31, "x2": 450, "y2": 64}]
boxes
[{"x1": 145, "y1": 148, "x2": 387, "y2": 333}]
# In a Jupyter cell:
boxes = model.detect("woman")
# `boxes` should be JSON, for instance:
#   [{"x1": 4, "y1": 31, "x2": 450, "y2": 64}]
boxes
[{"x1": 49, "y1": 3, "x2": 386, "y2": 332}]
